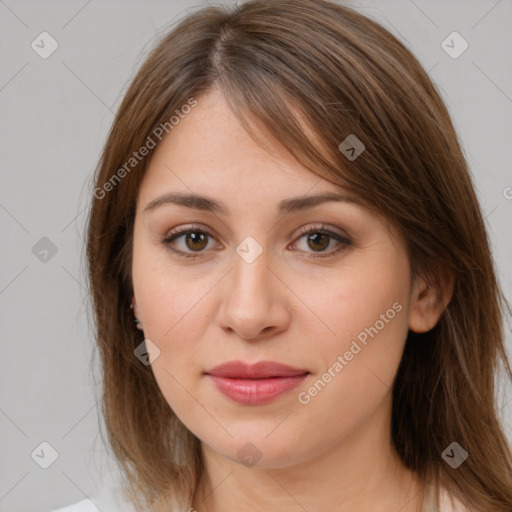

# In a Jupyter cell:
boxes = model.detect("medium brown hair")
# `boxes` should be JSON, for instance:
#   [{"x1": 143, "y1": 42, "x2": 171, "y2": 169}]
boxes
[{"x1": 85, "y1": 0, "x2": 512, "y2": 510}]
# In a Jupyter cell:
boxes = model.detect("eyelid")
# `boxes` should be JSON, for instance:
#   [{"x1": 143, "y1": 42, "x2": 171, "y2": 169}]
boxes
[
  {"x1": 294, "y1": 222, "x2": 348, "y2": 239},
  {"x1": 162, "y1": 223, "x2": 221, "y2": 258},
  {"x1": 162, "y1": 222, "x2": 352, "y2": 259}
]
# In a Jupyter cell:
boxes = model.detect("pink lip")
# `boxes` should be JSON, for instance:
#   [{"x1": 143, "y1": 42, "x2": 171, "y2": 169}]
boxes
[{"x1": 205, "y1": 360, "x2": 309, "y2": 405}]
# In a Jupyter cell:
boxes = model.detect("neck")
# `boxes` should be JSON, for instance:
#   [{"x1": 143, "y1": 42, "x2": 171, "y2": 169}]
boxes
[{"x1": 191, "y1": 394, "x2": 424, "y2": 512}]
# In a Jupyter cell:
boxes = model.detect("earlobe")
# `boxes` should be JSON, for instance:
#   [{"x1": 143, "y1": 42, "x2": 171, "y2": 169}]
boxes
[
  {"x1": 408, "y1": 270, "x2": 455, "y2": 333},
  {"x1": 131, "y1": 296, "x2": 144, "y2": 330}
]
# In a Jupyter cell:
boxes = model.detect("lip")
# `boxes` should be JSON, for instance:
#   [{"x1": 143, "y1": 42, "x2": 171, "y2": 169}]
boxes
[{"x1": 205, "y1": 360, "x2": 309, "y2": 405}]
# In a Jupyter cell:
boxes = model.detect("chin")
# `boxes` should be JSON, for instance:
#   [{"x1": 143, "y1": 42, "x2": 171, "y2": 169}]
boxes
[{"x1": 202, "y1": 432, "x2": 311, "y2": 470}]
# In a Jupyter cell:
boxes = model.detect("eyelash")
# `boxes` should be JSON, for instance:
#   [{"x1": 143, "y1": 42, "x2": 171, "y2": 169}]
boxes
[{"x1": 161, "y1": 223, "x2": 352, "y2": 260}]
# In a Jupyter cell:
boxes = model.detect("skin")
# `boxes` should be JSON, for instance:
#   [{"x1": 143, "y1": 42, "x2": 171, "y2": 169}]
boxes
[{"x1": 131, "y1": 87, "x2": 453, "y2": 512}]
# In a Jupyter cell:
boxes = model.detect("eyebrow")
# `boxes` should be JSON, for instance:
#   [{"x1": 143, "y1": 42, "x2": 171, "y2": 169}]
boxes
[{"x1": 143, "y1": 191, "x2": 358, "y2": 216}]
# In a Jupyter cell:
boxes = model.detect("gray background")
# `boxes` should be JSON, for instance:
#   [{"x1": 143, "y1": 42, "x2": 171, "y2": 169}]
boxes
[{"x1": 1, "y1": 0, "x2": 511, "y2": 511}]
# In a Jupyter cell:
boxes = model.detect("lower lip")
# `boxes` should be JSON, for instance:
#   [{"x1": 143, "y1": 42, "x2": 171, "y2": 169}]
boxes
[{"x1": 207, "y1": 374, "x2": 308, "y2": 405}]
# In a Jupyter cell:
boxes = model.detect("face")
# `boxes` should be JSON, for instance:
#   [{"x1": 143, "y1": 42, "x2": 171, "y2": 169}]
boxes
[{"x1": 131, "y1": 87, "x2": 422, "y2": 469}]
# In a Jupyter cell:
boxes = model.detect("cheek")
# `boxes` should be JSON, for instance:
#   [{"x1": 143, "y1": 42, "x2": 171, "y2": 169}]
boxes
[
  {"x1": 138, "y1": 275, "x2": 212, "y2": 375},
  {"x1": 293, "y1": 263, "x2": 409, "y2": 412},
  {"x1": 290, "y1": 295, "x2": 408, "y2": 457},
  {"x1": 307, "y1": 283, "x2": 408, "y2": 400},
  {"x1": 132, "y1": 246, "x2": 214, "y2": 415},
  {"x1": 137, "y1": 271, "x2": 211, "y2": 429},
  {"x1": 133, "y1": 242, "x2": 212, "y2": 340},
  {"x1": 132, "y1": 250, "x2": 214, "y2": 377},
  {"x1": 293, "y1": 260, "x2": 408, "y2": 353}
]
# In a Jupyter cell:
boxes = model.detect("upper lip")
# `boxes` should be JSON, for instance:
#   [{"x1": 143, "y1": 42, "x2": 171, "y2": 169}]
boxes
[{"x1": 205, "y1": 360, "x2": 309, "y2": 379}]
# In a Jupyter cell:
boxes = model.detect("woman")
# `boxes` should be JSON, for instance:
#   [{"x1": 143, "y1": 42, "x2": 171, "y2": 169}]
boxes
[{"x1": 53, "y1": 0, "x2": 512, "y2": 510}]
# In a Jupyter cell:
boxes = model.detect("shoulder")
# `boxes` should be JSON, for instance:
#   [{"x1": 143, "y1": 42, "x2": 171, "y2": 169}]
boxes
[
  {"x1": 49, "y1": 497, "x2": 181, "y2": 512},
  {"x1": 48, "y1": 481, "x2": 137, "y2": 512}
]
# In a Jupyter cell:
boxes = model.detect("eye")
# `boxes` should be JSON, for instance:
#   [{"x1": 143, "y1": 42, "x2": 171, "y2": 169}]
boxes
[
  {"x1": 161, "y1": 224, "x2": 218, "y2": 259},
  {"x1": 161, "y1": 223, "x2": 352, "y2": 259},
  {"x1": 292, "y1": 223, "x2": 352, "y2": 259}
]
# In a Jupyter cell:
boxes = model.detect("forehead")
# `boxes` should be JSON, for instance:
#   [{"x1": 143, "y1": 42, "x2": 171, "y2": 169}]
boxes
[{"x1": 138, "y1": 88, "x2": 347, "y2": 208}]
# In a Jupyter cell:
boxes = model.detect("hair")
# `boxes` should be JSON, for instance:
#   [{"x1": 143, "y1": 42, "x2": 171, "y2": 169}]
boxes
[{"x1": 85, "y1": 0, "x2": 512, "y2": 510}]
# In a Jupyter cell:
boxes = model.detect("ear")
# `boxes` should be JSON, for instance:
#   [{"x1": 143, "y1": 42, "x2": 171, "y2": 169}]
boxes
[
  {"x1": 408, "y1": 269, "x2": 455, "y2": 333},
  {"x1": 131, "y1": 296, "x2": 144, "y2": 331}
]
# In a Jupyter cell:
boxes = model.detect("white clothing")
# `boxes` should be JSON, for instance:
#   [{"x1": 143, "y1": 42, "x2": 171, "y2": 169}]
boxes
[
  {"x1": 50, "y1": 484, "x2": 469, "y2": 511},
  {"x1": 49, "y1": 481, "x2": 138, "y2": 512}
]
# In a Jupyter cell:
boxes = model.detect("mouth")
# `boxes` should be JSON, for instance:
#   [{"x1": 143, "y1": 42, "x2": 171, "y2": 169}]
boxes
[{"x1": 204, "y1": 360, "x2": 310, "y2": 405}]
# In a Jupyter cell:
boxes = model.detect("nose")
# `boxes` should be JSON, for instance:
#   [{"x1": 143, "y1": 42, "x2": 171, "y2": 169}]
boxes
[{"x1": 217, "y1": 246, "x2": 291, "y2": 341}]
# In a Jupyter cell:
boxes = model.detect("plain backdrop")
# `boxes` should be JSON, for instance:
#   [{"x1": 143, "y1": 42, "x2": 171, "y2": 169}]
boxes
[{"x1": 1, "y1": 1, "x2": 511, "y2": 511}]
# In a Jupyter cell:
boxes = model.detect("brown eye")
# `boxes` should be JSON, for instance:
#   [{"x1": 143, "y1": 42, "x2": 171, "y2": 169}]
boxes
[
  {"x1": 161, "y1": 223, "x2": 352, "y2": 260},
  {"x1": 305, "y1": 232, "x2": 330, "y2": 252},
  {"x1": 182, "y1": 231, "x2": 209, "y2": 251},
  {"x1": 293, "y1": 225, "x2": 353, "y2": 259},
  {"x1": 162, "y1": 226, "x2": 216, "y2": 259}
]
